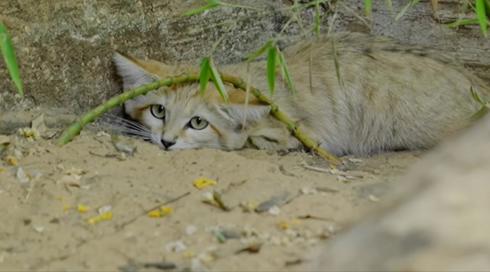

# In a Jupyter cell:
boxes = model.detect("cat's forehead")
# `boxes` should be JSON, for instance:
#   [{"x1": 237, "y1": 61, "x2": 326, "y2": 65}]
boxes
[{"x1": 163, "y1": 84, "x2": 208, "y2": 113}]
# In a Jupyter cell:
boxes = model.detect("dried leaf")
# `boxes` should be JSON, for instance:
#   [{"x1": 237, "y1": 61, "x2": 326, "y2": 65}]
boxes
[
  {"x1": 147, "y1": 206, "x2": 173, "y2": 218},
  {"x1": 235, "y1": 243, "x2": 262, "y2": 254},
  {"x1": 77, "y1": 204, "x2": 90, "y2": 213},
  {"x1": 193, "y1": 177, "x2": 217, "y2": 189},
  {"x1": 87, "y1": 211, "x2": 113, "y2": 224}
]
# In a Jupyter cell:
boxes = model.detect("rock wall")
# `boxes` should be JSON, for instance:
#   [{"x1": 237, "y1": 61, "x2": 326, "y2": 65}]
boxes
[{"x1": 0, "y1": 0, "x2": 488, "y2": 114}]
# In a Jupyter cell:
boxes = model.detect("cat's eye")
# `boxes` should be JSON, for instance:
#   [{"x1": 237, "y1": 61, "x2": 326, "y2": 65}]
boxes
[
  {"x1": 188, "y1": 116, "x2": 208, "y2": 130},
  {"x1": 150, "y1": 104, "x2": 166, "y2": 120}
]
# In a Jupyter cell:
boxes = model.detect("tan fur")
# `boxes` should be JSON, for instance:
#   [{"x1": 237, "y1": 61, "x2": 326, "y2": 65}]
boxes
[{"x1": 114, "y1": 33, "x2": 489, "y2": 155}]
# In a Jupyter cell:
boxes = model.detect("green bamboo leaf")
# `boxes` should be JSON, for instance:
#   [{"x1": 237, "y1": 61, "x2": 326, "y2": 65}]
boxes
[
  {"x1": 395, "y1": 0, "x2": 420, "y2": 21},
  {"x1": 471, "y1": 105, "x2": 489, "y2": 120},
  {"x1": 246, "y1": 40, "x2": 273, "y2": 62},
  {"x1": 385, "y1": 0, "x2": 393, "y2": 12},
  {"x1": 476, "y1": 0, "x2": 488, "y2": 37},
  {"x1": 208, "y1": 58, "x2": 229, "y2": 102},
  {"x1": 184, "y1": 0, "x2": 221, "y2": 16},
  {"x1": 199, "y1": 57, "x2": 211, "y2": 95},
  {"x1": 277, "y1": 49, "x2": 296, "y2": 94},
  {"x1": 0, "y1": 22, "x2": 24, "y2": 97},
  {"x1": 447, "y1": 18, "x2": 480, "y2": 28},
  {"x1": 364, "y1": 0, "x2": 373, "y2": 17},
  {"x1": 267, "y1": 45, "x2": 277, "y2": 95},
  {"x1": 470, "y1": 86, "x2": 485, "y2": 104},
  {"x1": 314, "y1": 1, "x2": 321, "y2": 37}
]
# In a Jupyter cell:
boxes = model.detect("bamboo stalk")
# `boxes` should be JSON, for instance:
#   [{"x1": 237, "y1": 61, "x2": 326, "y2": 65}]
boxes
[
  {"x1": 221, "y1": 74, "x2": 341, "y2": 166},
  {"x1": 58, "y1": 74, "x2": 197, "y2": 145},
  {"x1": 58, "y1": 73, "x2": 341, "y2": 166}
]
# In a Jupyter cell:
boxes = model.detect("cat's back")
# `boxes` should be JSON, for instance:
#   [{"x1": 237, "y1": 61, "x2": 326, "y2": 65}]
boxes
[{"x1": 274, "y1": 33, "x2": 488, "y2": 155}]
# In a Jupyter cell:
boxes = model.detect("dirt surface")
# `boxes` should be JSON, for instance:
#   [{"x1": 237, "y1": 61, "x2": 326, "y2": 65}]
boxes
[{"x1": 0, "y1": 120, "x2": 420, "y2": 271}]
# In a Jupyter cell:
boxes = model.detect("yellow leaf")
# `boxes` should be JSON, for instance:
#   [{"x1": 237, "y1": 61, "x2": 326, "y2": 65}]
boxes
[
  {"x1": 4, "y1": 155, "x2": 18, "y2": 166},
  {"x1": 160, "y1": 206, "x2": 173, "y2": 216},
  {"x1": 193, "y1": 177, "x2": 217, "y2": 189},
  {"x1": 148, "y1": 206, "x2": 173, "y2": 218},
  {"x1": 87, "y1": 211, "x2": 113, "y2": 224},
  {"x1": 277, "y1": 219, "x2": 302, "y2": 230},
  {"x1": 182, "y1": 250, "x2": 195, "y2": 258},
  {"x1": 77, "y1": 204, "x2": 90, "y2": 213},
  {"x1": 63, "y1": 204, "x2": 72, "y2": 212},
  {"x1": 148, "y1": 209, "x2": 161, "y2": 218}
]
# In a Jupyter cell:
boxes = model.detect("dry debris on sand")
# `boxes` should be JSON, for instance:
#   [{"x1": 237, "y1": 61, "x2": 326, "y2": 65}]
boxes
[{"x1": 0, "y1": 126, "x2": 419, "y2": 271}]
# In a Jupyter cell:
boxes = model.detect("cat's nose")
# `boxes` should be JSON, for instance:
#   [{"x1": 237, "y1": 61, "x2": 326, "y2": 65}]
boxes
[{"x1": 161, "y1": 139, "x2": 176, "y2": 149}]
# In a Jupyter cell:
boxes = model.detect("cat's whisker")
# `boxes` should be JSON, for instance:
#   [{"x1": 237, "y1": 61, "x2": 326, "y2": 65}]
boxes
[
  {"x1": 105, "y1": 125, "x2": 152, "y2": 137},
  {"x1": 101, "y1": 114, "x2": 149, "y2": 131},
  {"x1": 96, "y1": 115, "x2": 154, "y2": 140},
  {"x1": 103, "y1": 120, "x2": 149, "y2": 134},
  {"x1": 99, "y1": 117, "x2": 151, "y2": 133},
  {"x1": 150, "y1": 134, "x2": 160, "y2": 145}
]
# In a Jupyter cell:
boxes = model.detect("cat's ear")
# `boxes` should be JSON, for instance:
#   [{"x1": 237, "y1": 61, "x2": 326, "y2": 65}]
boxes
[
  {"x1": 216, "y1": 104, "x2": 270, "y2": 125},
  {"x1": 113, "y1": 52, "x2": 157, "y2": 90}
]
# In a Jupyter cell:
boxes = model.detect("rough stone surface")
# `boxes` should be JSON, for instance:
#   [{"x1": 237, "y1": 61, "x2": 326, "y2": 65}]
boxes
[
  {"x1": 0, "y1": 0, "x2": 489, "y2": 114},
  {"x1": 307, "y1": 115, "x2": 490, "y2": 271}
]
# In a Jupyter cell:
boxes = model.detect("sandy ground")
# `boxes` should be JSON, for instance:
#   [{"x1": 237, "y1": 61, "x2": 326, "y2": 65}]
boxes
[{"x1": 0, "y1": 122, "x2": 421, "y2": 271}]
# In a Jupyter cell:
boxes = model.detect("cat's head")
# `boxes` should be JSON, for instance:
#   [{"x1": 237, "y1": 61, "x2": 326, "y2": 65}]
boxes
[{"x1": 113, "y1": 53, "x2": 272, "y2": 150}]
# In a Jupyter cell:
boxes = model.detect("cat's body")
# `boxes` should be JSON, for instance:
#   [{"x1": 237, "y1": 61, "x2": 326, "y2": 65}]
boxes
[{"x1": 114, "y1": 33, "x2": 489, "y2": 156}]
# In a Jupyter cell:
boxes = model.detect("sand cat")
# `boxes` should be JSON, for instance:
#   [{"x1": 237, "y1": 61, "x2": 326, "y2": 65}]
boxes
[{"x1": 113, "y1": 32, "x2": 489, "y2": 156}]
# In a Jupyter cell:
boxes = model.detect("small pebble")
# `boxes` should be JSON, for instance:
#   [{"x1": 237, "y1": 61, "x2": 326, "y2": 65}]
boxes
[
  {"x1": 0, "y1": 135, "x2": 10, "y2": 145},
  {"x1": 368, "y1": 194, "x2": 380, "y2": 202},
  {"x1": 98, "y1": 205, "x2": 112, "y2": 214},
  {"x1": 300, "y1": 187, "x2": 318, "y2": 195},
  {"x1": 33, "y1": 225, "x2": 45, "y2": 233},
  {"x1": 185, "y1": 225, "x2": 198, "y2": 236},
  {"x1": 112, "y1": 135, "x2": 137, "y2": 156},
  {"x1": 165, "y1": 240, "x2": 187, "y2": 253},
  {"x1": 267, "y1": 206, "x2": 281, "y2": 216},
  {"x1": 16, "y1": 167, "x2": 30, "y2": 185}
]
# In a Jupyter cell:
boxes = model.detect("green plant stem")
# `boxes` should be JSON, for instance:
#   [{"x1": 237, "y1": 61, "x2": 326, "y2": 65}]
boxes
[
  {"x1": 220, "y1": 73, "x2": 341, "y2": 166},
  {"x1": 58, "y1": 74, "x2": 198, "y2": 146},
  {"x1": 58, "y1": 73, "x2": 341, "y2": 166}
]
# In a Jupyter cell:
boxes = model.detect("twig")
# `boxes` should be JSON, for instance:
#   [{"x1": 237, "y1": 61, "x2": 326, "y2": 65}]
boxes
[
  {"x1": 301, "y1": 162, "x2": 332, "y2": 174},
  {"x1": 58, "y1": 73, "x2": 341, "y2": 166},
  {"x1": 116, "y1": 191, "x2": 191, "y2": 230}
]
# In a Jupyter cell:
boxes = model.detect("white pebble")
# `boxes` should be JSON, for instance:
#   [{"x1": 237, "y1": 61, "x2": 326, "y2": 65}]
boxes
[
  {"x1": 98, "y1": 205, "x2": 112, "y2": 214},
  {"x1": 185, "y1": 225, "x2": 198, "y2": 236},
  {"x1": 165, "y1": 240, "x2": 187, "y2": 253},
  {"x1": 267, "y1": 206, "x2": 281, "y2": 216},
  {"x1": 16, "y1": 167, "x2": 30, "y2": 185}
]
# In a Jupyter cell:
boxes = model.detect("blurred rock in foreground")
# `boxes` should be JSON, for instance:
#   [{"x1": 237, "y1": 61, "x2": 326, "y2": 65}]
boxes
[{"x1": 307, "y1": 116, "x2": 490, "y2": 271}]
